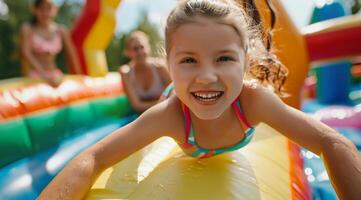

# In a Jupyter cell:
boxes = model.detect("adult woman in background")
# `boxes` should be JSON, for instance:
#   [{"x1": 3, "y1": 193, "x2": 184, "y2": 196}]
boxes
[
  {"x1": 119, "y1": 31, "x2": 171, "y2": 113},
  {"x1": 20, "y1": 0, "x2": 80, "y2": 86}
]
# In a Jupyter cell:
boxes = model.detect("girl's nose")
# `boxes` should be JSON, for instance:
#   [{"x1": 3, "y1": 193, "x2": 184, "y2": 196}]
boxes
[{"x1": 195, "y1": 66, "x2": 218, "y2": 84}]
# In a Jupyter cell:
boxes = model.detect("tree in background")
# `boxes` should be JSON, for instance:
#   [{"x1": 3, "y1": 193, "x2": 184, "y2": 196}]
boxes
[
  {"x1": 351, "y1": 0, "x2": 361, "y2": 13},
  {"x1": 0, "y1": 0, "x2": 81, "y2": 79},
  {"x1": 55, "y1": 0, "x2": 82, "y2": 74},
  {"x1": 106, "y1": 11, "x2": 163, "y2": 72},
  {"x1": 0, "y1": 0, "x2": 30, "y2": 79}
]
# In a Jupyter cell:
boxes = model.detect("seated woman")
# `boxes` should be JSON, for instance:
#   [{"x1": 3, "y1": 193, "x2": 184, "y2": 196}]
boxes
[
  {"x1": 20, "y1": 0, "x2": 80, "y2": 87},
  {"x1": 119, "y1": 31, "x2": 171, "y2": 113}
]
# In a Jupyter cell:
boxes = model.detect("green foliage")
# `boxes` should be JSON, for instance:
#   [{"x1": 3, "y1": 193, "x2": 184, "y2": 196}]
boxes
[
  {"x1": 106, "y1": 11, "x2": 163, "y2": 72},
  {"x1": 351, "y1": 0, "x2": 361, "y2": 14},
  {"x1": 106, "y1": 34, "x2": 130, "y2": 72},
  {"x1": 0, "y1": 0, "x2": 30, "y2": 79},
  {"x1": 55, "y1": 0, "x2": 82, "y2": 73},
  {"x1": 56, "y1": 0, "x2": 82, "y2": 27}
]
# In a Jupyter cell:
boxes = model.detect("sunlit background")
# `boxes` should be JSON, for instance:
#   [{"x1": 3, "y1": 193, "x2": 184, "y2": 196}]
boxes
[{"x1": 0, "y1": 0, "x2": 359, "y2": 79}]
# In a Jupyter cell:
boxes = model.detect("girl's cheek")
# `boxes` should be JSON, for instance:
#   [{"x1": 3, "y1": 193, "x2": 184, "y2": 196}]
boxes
[{"x1": 172, "y1": 66, "x2": 195, "y2": 80}]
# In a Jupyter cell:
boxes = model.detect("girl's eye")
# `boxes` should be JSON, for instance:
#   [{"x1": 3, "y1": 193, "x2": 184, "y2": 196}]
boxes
[
  {"x1": 217, "y1": 56, "x2": 235, "y2": 62},
  {"x1": 180, "y1": 57, "x2": 197, "y2": 64}
]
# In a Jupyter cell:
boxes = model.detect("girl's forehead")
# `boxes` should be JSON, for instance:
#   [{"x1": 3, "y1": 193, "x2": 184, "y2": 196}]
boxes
[{"x1": 170, "y1": 20, "x2": 244, "y2": 53}]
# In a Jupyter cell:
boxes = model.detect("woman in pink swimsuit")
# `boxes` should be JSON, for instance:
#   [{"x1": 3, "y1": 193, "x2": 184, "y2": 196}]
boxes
[
  {"x1": 119, "y1": 31, "x2": 171, "y2": 113},
  {"x1": 20, "y1": 0, "x2": 80, "y2": 86}
]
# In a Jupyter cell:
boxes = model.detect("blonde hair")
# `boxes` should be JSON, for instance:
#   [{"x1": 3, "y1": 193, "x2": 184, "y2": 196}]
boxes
[
  {"x1": 125, "y1": 31, "x2": 150, "y2": 50},
  {"x1": 165, "y1": 0, "x2": 288, "y2": 96}
]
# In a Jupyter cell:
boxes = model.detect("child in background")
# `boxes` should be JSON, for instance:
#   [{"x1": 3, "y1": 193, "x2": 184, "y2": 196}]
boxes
[
  {"x1": 120, "y1": 31, "x2": 171, "y2": 113},
  {"x1": 39, "y1": 0, "x2": 361, "y2": 199},
  {"x1": 20, "y1": 0, "x2": 80, "y2": 86}
]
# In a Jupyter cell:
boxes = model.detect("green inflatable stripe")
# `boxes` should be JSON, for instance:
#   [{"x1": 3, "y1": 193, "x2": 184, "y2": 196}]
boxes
[
  {"x1": 116, "y1": 95, "x2": 134, "y2": 117},
  {"x1": 67, "y1": 101, "x2": 95, "y2": 137},
  {"x1": 91, "y1": 95, "x2": 133, "y2": 119},
  {"x1": 0, "y1": 118, "x2": 32, "y2": 167},
  {"x1": 0, "y1": 95, "x2": 134, "y2": 166},
  {"x1": 25, "y1": 108, "x2": 69, "y2": 154}
]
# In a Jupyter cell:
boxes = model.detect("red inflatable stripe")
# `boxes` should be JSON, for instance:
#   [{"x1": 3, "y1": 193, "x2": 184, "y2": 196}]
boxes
[
  {"x1": 70, "y1": 0, "x2": 101, "y2": 74},
  {"x1": 305, "y1": 26, "x2": 361, "y2": 61}
]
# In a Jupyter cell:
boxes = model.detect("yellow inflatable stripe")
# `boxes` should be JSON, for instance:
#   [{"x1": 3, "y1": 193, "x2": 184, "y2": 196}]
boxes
[
  {"x1": 244, "y1": 124, "x2": 291, "y2": 200},
  {"x1": 86, "y1": 124, "x2": 294, "y2": 200},
  {"x1": 83, "y1": 0, "x2": 122, "y2": 77}
]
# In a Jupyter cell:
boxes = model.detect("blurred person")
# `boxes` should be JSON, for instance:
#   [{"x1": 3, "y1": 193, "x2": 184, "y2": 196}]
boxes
[
  {"x1": 119, "y1": 31, "x2": 171, "y2": 113},
  {"x1": 20, "y1": 0, "x2": 80, "y2": 86}
]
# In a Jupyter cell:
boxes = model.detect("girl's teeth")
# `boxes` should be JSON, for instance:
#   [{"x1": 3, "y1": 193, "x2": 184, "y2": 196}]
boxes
[
  {"x1": 192, "y1": 91, "x2": 223, "y2": 101},
  {"x1": 194, "y1": 92, "x2": 220, "y2": 98}
]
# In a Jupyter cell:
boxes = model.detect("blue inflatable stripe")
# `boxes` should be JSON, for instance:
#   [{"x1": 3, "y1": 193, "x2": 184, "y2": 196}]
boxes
[{"x1": 0, "y1": 114, "x2": 137, "y2": 200}]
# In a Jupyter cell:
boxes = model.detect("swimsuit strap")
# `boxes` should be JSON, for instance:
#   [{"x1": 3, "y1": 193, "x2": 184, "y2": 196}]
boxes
[
  {"x1": 182, "y1": 96, "x2": 254, "y2": 148},
  {"x1": 161, "y1": 83, "x2": 174, "y2": 99},
  {"x1": 181, "y1": 103, "x2": 193, "y2": 148},
  {"x1": 231, "y1": 98, "x2": 253, "y2": 134}
]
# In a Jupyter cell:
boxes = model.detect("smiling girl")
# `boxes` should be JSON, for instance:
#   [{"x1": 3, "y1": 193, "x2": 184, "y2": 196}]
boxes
[{"x1": 38, "y1": 0, "x2": 361, "y2": 199}]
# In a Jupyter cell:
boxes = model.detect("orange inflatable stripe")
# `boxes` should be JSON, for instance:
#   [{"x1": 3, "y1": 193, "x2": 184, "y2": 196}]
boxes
[
  {"x1": 288, "y1": 141, "x2": 312, "y2": 200},
  {"x1": 254, "y1": 0, "x2": 310, "y2": 109},
  {"x1": 0, "y1": 74, "x2": 123, "y2": 122}
]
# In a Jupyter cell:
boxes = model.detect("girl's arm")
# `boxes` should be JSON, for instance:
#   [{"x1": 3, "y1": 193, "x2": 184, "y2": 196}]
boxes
[
  {"x1": 244, "y1": 86, "x2": 361, "y2": 200},
  {"x1": 59, "y1": 25, "x2": 81, "y2": 73},
  {"x1": 20, "y1": 24, "x2": 45, "y2": 74},
  {"x1": 119, "y1": 66, "x2": 160, "y2": 113},
  {"x1": 37, "y1": 100, "x2": 173, "y2": 199}
]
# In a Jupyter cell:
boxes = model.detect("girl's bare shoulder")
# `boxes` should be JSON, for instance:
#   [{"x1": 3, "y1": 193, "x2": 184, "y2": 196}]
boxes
[
  {"x1": 139, "y1": 95, "x2": 184, "y2": 139},
  {"x1": 240, "y1": 80, "x2": 278, "y2": 125},
  {"x1": 241, "y1": 80, "x2": 278, "y2": 100}
]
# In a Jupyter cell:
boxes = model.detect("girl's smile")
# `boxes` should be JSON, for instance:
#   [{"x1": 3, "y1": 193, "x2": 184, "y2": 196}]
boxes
[{"x1": 191, "y1": 90, "x2": 224, "y2": 104}]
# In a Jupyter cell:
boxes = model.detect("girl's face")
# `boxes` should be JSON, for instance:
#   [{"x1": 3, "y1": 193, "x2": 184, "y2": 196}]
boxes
[
  {"x1": 168, "y1": 18, "x2": 247, "y2": 120},
  {"x1": 126, "y1": 38, "x2": 150, "y2": 63},
  {"x1": 33, "y1": 0, "x2": 57, "y2": 25}
]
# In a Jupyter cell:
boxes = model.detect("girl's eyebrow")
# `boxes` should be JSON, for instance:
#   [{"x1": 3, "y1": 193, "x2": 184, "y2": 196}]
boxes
[
  {"x1": 175, "y1": 51, "x2": 196, "y2": 56},
  {"x1": 218, "y1": 49, "x2": 237, "y2": 54}
]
